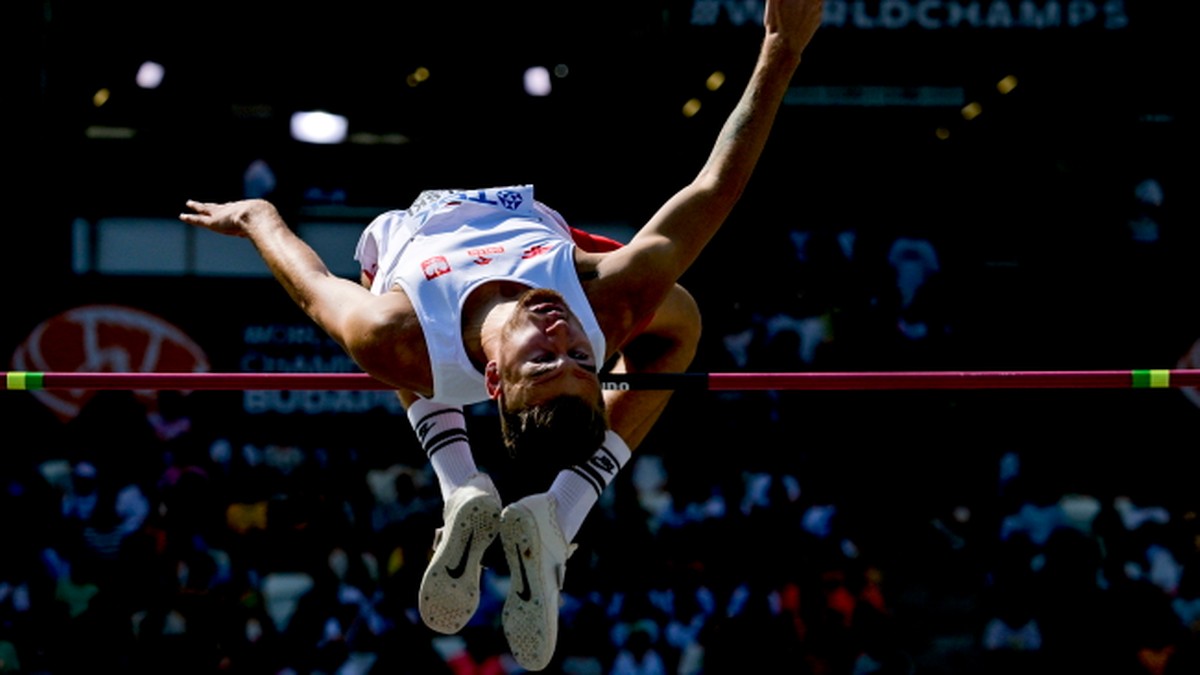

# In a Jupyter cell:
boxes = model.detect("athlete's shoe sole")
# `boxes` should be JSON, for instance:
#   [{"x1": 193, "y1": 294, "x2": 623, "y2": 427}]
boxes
[
  {"x1": 419, "y1": 474, "x2": 501, "y2": 634},
  {"x1": 500, "y1": 493, "x2": 573, "y2": 671}
]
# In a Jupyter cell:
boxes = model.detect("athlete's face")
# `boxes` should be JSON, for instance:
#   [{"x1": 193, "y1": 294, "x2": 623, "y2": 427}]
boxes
[{"x1": 486, "y1": 288, "x2": 600, "y2": 410}]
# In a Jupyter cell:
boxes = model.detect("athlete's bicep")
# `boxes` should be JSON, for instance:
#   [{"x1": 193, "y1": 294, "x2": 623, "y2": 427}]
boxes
[
  {"x1": 338, "y1": 295, "x2": 430, "y2": 394},
  {"x1": 606, "y1": 182, "x2": 734, "y2": 284},
  {"x1": 587, "y1": 239, "x2": 682, "y2": 352},
  {"x1": 299, "y1": 276, "x2": 385, "y2": 349}
]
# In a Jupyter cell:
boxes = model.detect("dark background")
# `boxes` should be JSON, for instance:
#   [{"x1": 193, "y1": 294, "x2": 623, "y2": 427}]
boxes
[
  {"x1": 11, "y1": 0, "x2": 1195, "y2": 363},
  {"x1": 4, "y1": 2, "x2": 1198, "y2": 673}
]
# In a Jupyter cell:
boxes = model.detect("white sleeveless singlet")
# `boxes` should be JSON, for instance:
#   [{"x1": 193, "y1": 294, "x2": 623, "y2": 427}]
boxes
[{"x1": 353, "y1": 185, "x2": 606, "y2": 405}]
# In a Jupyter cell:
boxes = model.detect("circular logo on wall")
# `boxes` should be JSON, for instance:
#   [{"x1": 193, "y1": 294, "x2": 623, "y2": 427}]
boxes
[{"x1": 10, "y1": 304, "x2": 210, "y2": 422}]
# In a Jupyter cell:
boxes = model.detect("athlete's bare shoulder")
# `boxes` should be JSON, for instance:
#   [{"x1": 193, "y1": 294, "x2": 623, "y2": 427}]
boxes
[{"x1": 575, "y1": 248, "x2": 658, "y2": 359}]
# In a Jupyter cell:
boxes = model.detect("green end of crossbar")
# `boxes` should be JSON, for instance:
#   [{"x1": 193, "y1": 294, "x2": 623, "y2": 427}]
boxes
[
  {"x1": 1131, "y1": 369, "x2": 1170, "y2": 389},
  {"x1": 5, "y1": 372, "x2": 44, "y2": 391}
]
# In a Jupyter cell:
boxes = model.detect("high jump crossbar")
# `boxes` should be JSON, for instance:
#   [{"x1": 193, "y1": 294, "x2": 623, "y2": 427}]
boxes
[{"x1": 4, "y1": 370, "x2": 1200, "y2": 392}]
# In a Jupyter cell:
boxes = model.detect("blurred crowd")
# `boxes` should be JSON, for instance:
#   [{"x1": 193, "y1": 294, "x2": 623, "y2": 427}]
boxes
[{"x1": 3, "y1": 330, "x2": 1197, "y2": 675}]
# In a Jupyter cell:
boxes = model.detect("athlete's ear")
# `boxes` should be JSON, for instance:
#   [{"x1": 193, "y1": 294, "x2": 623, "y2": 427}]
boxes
[{"x1": 485, "y1": 361, "x2": 502, "y2": 400}]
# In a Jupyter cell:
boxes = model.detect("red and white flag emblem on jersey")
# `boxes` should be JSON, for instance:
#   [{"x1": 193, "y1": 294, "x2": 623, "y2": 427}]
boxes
[{"x1": 422, "y1": 256, "x2": 451, "y2": 280}]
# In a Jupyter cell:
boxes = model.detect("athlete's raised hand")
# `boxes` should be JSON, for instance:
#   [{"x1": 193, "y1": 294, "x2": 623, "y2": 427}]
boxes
[
  {"x1": 180, "y1": 198, "x2": 281, "y2": 238},
  {"x1": 764, "y1": 0, "x2": 824, "y2": 54}
]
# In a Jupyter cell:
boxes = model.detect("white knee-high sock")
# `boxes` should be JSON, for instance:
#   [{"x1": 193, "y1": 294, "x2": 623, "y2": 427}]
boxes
[
  {"x1": 548, "y1": 430, "x2": 632, "y2": 542},
  {"x1": 406, "y1": 398, "x2": 478, "y2": 501}
]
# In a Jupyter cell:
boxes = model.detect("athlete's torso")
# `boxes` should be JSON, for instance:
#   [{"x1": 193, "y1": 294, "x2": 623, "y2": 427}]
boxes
[{"x1": 354, "y1": 186, "x2": 606, "y2": 405}]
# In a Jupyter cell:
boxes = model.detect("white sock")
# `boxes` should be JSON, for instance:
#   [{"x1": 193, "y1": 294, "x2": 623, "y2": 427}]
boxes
[
  {"x1": 549, "y1": 430, "x2": 631, "y2": 542},
  {"x1": 406, "y1": 398, "x2": 478, "y2": 501}
]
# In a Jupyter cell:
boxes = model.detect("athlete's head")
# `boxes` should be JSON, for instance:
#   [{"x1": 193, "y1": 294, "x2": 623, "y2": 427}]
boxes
[{"x1": 485, "y1": 288, "x2": 608, "y2": 463}]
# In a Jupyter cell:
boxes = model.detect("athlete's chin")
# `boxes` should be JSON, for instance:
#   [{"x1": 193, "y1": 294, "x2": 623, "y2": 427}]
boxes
[{"x1": 519, "y1": 288, "x2": 568, "y2": 306}]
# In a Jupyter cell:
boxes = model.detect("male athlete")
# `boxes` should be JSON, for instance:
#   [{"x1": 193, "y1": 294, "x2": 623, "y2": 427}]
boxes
[{"x1": 181, "y1": 1, "x2": 824, "y2": 669}]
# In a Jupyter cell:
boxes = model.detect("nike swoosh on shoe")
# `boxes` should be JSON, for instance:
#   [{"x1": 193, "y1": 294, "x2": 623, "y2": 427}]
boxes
[
  {"x1": 513, "y1": 542, "x2": 533, "y2": 602},
  {"x1": 445, "y1": 529, "x2": 475, "y2": 579}
]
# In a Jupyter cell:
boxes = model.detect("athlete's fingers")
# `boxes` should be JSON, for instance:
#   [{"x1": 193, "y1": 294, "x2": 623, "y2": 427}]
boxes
[{"x1": 184, "y1": 199, "x2": 213, "y2": 215}]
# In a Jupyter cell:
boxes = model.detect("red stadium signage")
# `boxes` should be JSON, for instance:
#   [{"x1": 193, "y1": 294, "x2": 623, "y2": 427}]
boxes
[{"x1": 9, "y1": 304, "x2": 210, "y2": 422}]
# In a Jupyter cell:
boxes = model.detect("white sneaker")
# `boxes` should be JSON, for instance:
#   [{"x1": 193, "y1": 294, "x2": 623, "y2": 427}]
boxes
[
  {"x1": 499, "y1": 493, "x2": 576, "y2": 671},
  {"x1": 419, "y1": 473, "x2": 502, "y2": 634}
]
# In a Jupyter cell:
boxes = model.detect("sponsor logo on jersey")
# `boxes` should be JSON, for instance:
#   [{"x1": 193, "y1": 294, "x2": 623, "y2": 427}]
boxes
[
  {"x1": 469, "y1": 245, "x2": 505, "y2": 265},
  {"x1": 521, "y1": 243, "x2": 554, "y2": 259},
  {"x1": 468, "y1": 246, "x2": 505, "y2": 256}
]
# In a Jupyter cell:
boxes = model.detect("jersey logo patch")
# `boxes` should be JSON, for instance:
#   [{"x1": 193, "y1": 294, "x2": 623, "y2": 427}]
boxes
[
  {"x1": 422, "y1": 256, "x2": 451, "y2": 280},
  {"x1": 458, "y1": 189, "x2": 523, "y2": 211},
  {"x1": 522, "y1": 243, "x2": 553, "y2": 259},
  {"x1": 496, "y1": 189, "x2": 523, "y2": 210},
  {"x1": 469, "y1": 246, "x2": 504, "y2": 265},
  {"x1": 468, "y1": 246, "x2": 505, "y2": 256}
]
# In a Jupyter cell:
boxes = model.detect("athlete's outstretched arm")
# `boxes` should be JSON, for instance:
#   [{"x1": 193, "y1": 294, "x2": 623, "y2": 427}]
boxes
[
  {"x1": 593, "y1": 0, "x2": 823, "y2": 320},
  {"x1": 180, "y1": 199, "x2": 426, "y2": 391}
]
